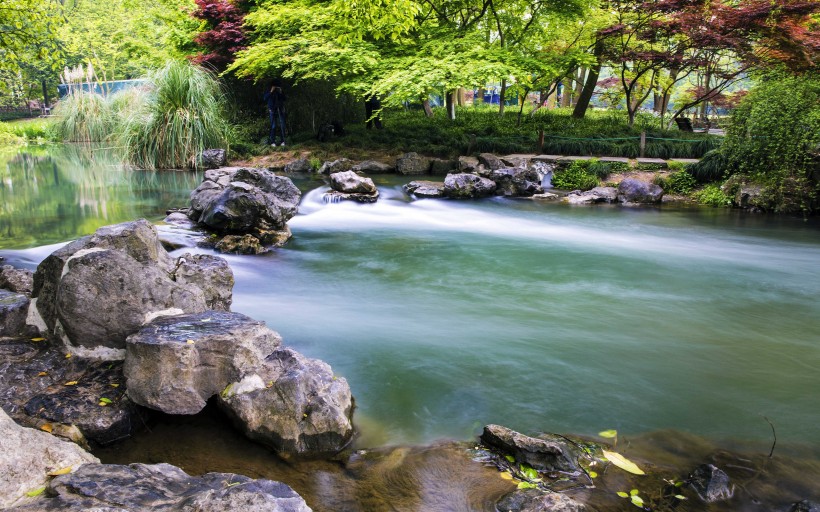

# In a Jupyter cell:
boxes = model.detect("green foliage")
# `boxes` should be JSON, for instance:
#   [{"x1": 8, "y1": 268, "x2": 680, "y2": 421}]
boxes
[
  {"x1": 122, "y1": 61, "x2": 230, "y2": 169},
  {"x1": 53, "y1": 91, "x2": 116, "y2": 143},
  {"x1": 552, "y1": 160, "x2": 600, "y2": 191},
  {"x1": 718, "y1": 73, "x2": 820, "y2": 212},
  {"x1": 688, "y1": 149, "x2": 729, "y2": 183},
  {"x1": 693, "y1": 184, "x2": 733, "y2": 207},
  {"x1": 654, "y1": 170, "x2": 697, "y2": 194}
]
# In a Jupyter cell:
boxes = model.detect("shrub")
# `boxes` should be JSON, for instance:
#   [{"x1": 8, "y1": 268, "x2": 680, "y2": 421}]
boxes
[
  {"x1": 688, "y1": 149, "x2": 729, "y2": 183},
  {"x1": 122, "y1": 61, "x2": 230, "y2": 170},
  {"x1": 693, "y1": 184, "x2": 733, "y2": 207},
  {"x1": 53, "y1": 91, "x2": 116, "y2": 143},
  {"x1": 658, "y1": 170, "x2": 698, "y2": 194},
  {"x1": 552, "y1": 160, "x2": 600, "y2": 190}
]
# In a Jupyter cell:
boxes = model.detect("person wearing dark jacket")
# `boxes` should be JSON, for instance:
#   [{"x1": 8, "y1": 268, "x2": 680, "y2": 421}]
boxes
[
  {"x1": 264, "y1": 80, "x2": 287, "y2": 146},
  {"x1": 365, "y1": 95, "x2": 383, "y2": 129}
]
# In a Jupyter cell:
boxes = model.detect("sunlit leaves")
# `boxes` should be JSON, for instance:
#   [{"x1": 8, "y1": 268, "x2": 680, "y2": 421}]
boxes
[{"x1": 602, "y1": 450, "x2": 646, "y2": 475}]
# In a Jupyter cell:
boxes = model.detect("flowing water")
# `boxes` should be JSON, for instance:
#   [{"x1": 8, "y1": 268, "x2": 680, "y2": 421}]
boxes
[{"x1": 2, "y1": 147, "x2": 820, "y2": 509}]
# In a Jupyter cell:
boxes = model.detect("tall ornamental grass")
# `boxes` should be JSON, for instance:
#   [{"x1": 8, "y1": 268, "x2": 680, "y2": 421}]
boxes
[
  {"x1": 123, "y1": 61, "x2": 229, "y2": 170},
  {"x1": 53, "y1": 61, "x2": 229, "y2": 170}
]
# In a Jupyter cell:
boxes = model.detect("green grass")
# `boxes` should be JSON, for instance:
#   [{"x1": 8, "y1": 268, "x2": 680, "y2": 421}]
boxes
[{"x1": 284, "y1": 105, "x2": 720, "y2": 159}]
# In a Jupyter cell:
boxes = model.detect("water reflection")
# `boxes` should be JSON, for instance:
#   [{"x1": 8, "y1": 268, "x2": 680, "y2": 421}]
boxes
[{"x1": 0, "y1": 145, "x2": 200, "y2": 249}]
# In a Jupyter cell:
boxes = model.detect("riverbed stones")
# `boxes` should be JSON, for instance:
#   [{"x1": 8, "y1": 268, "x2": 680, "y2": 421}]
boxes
[
  {"x1": 564, "y1": 187, "x2": 618, "y2": 205},
  {"x1": 198, "y1": 148, "x2": 228, "y2": 169},
  {"x1": 283, "y1": 158, "x2": 313, "y2": 174},
  {"x1": 188, "y1": 167, "x2": 301, "y2": 235},
  {"x1": 318, "y1": 158, "x2": 354, "y2": 175},
  {"x1": 617, "y1": 178, "x2": 663, "y2": 204},
  {"x1": 396, "y1": 152, "x2": 431, "y2": 175},
  {"x1": 351, "y1": 160, "x2": 394, "y2": 174},
  {"x1": 9, "y1": 462, "x2": 312, "y2": 512},
  {"x1": 330, "y1": 171, "x2": 377, "y2": 195},
  {"x1": 32, "y1": 220, "x2": 233, "y2": 356},
  {"x1": 0, "y1": 290, "x2": 30, "y2": 336},
  {"x1": 444, "y1": 173, "x2": 497, "y2": 199},
  {"x1": 0, "y1": 265, "x2": 34, "y2": 295},
  {"x1": 125, "y1": 311, "x2": 354, "y2": 454},
  {"x1": 404, "y1": 180, "x2": 445, "y2": 198},
  {"x1": 496, "y1": 489, "x2": 586, "y2": 512},
  {"x1": 0, "y1": 407, "x2": 99, "y2": 509},
  {"x1": 215, "y1": 233, "x2": 268, "y2": 255},
  {"x1": 478, "y1": 153, "x2": 505, "y2": 171},
  {"x1": 481, "y1": 424, "x2": 579, "y2": 473},
  {"x1": 490, "y1": 168, "x2": 544, "y2": 197},
  {"x1": 688, "y1": 463, "x2": 734, "y2": 503},
  {"x1": 430, "y1": 158, "x2": 458, "y2": 175}
]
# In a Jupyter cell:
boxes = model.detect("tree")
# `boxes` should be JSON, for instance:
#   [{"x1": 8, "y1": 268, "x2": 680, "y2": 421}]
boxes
[{"x1": 190, "y1": 0, "x2": 248, "y2": 71}]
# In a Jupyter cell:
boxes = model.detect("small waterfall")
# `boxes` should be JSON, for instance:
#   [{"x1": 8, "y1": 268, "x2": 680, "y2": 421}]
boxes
[
  {"x1": 322, "y1": 192, "x2": 342, "y2": 204},
  {"x1": 532, "y1": 161, "x2": 554, "y2": 189}
]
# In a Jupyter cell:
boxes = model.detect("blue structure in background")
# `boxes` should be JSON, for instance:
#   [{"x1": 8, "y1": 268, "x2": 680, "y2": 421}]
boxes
[{"x1": 57, "y1": 79, "x2": 147, "y2": 99}]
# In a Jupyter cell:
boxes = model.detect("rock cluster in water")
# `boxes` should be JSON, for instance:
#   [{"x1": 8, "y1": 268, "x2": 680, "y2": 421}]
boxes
[{"x1": 187, "y1": 167, "x2": 302, "y2": 254}]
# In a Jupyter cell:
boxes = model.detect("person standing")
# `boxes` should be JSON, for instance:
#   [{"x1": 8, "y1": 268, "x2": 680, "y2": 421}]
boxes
[
  {"x1": 264, "y1": 80, "x2": 287, "y2": 146},
  {"x1": 365, "y1": 95, "x2": 383, "y2": 130}
]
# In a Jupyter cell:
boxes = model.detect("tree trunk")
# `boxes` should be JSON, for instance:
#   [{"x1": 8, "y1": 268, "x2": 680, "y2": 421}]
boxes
[
  {"x1": 422, "y1": 98, "x2": 433, "y2": 117},
  {"x1": 653, "y1": 91, "x2": 662, "y2": 113},
  {"x1": 560, "y1": 79, "x2": 571, "y2": 108},
  {"x1": 572, "y1": 63, "x2": 601, "y2": 118},
  {"x1": 457, "y1": 87, "x2": 466, "y2": 106},
  {"x1": 498, "y1": 78, "x2": 507, "y2": 116},
  {"x1": 573, "y1": 68, "x2": 585, "y2": 106},
  {"x1": 42, "y1": 80, "x2": 50, "y2": 111},
  {"x1": 446, "y1": 90, "x2": 456, "y2": 120},
  {"x1": 476, "y1": 87, "x2": 486, "y2": 105}
]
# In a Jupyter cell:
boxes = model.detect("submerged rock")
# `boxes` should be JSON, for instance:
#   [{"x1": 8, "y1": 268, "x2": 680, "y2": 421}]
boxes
[
  {"x1": 9, "y1": 462, "x2": 312, "y2": 512},
  {"x1": 32, "y1": 220, "x2": 233, "y2": 356},
  {"x1": 0, "y1": 407, "x2": 99, "y2": 509},
  {"x1": 444, "y1": 173, "x2": 496, "y2": 199},
  {"x1": 496, "y1": 489, "x2": 586, "y2": 512},
  {"x1": 481, "y1": 424, "x2": 579, "y2": 473},
  {"x1": 688, "y1": 463, "x2": 734, "y2": 503}
]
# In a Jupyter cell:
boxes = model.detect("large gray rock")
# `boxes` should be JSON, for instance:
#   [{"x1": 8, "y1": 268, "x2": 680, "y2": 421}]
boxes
[
  {"x1": 478, "y1": 153, "x2": 505, "y2": 171},
  {"x1": 404, "y1": 180, "x2": 445, "y2": 198},
  {"x1": 617, "y1": 178, "x2": 663, "y2": 204},
  {"x1": 430, "y1": 158, "x2": 458, "y2": 176},
  {"x1": 125, "y1": 311, "x2": 280, "y2": 416},
  {"x1": 330, "y1": 171, "x2": 377, "y2": 195},
  {"x1": 0, "y1": 265, "x2": 34, "y2": 295},
  {"x1": 125, "y1": 311, "x2": 354, "y2": 455},
  {"x1": 458, "y1": 155, "x2": 481, "y2": 172},
  {"x1": 490, "y1": 168, "x2": 544, "y2": 197},
  {"x1": 283, "y1": 158, "x2": 313, "y2": 173},
  {"x1": 396, "y1": 152, "x2": 431, "y2": 175},
  {"x1": 188, "y1": 167, "x2": 301, "y2": 234},
  {"x1": 9, "y1": 462, "x2": 312, "y2": 512},
  {"x1": 198, "y1": 148, "x2": 227, "y2": 170},
  {"x1": 444, "y1": 173, "x2": 497, "y2": 199},
  {"x1": 351, "y1": 160, "x2": 394, "y2": 174},
  {"x1": 564, "y1": 187, "x2": 618, "y2": 205},
  {"x1": 32, "y1": 220, "x2": 233, "y2": 356},
  {"x1": 0, "y1": 407, "x2": 99, "y2": 509},
  {"x1": 318, "y1": 158, "x2": 354, "y2": 175},
  {"x1": 0, "y1": 290, "x2": 30, "y2": 336},
  {"x1": 481, "y1": 424, "x2": 579, "y2": 473}
]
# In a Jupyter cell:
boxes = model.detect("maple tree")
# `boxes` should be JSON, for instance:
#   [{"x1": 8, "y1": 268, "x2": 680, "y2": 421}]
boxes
[{"x1": 191, "y1": 0, "x2": 248, "y2": 71}]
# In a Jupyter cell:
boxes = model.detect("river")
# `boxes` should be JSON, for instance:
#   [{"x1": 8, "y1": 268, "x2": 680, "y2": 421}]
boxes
[{"x1": 2, "y1": 145, "x2": 819, "y2": 509}]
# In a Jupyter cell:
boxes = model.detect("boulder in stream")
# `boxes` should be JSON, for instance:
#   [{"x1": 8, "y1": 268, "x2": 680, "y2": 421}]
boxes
[
  {"x1": 496, "y1": 488, "x2": 587, "y2": 512},
  {"x1": 9, "y1": 462, "x2": 312, "y2": 512},
  {"x1": 0, "y1": 290, "x2": 30, "y2": 336},
  {"x1": 444, "y1": 173, "x2": 497, "y2": 199},
  {"x1": 31, "y1": 220, "x2": 233, "y2": 357},
  {"x1": 564, "y1": 187, "x2": 618, "y2": 205},
  {"x1": 125, "y1": 311, "x2": 355, "y2": 455},
  {"x1": 490, "y1": 168, "x2": 544, "y2": 197},
  {"x1": 396, "y1": 152, "x2": 431, "y2": 175},
  {"x1": 481, "y1": 424, "x2": 579, "y2": 473},
  {"x1": 688, "y1": 463, "x2": 734, "y2": 503},
  {"x1": 404, "y1": 180, "x2": 445, "y2": 198},
  {"x1": 617, "y1": 178, "x2": 663, "y2": 204},
  {"x1": 0, "y1": 265, "x2": 34, "y2": 295}
]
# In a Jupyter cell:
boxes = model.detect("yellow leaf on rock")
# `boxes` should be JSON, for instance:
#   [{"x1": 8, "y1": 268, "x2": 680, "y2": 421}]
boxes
[
  {"x1": 500, "y1": 471, "x2": 513, "y2": 480},
  {"x1": 64, "y1": 381, "x2": 78, "y2": 386},
  {"x1": 37, "y1": 372, "x2": 48, "y2": 377},
  {"x1": 48, "y1": 466, "x2": 72, "y2": 476},
  {"x1": 65, "y1": 353, "x2": 72, "y2": 359},
  {"x1": 40, "y1": 424, "x2": 53, "y2": 433},
  {"x1": 30, "y1": 337, "x2": 46, "y2": 342},
  {"x1": 603, "y1": 450, "x2": 646, "y2": 475},
  {"x1": 25, "y1": 487, "x2": 46, "y2": 497},
  {"x1": 186, "y1": 340, "x2": 195, "y2": 345},
  {"x1": 599, "y1": 429, "x2": 618, "y2": 438}
]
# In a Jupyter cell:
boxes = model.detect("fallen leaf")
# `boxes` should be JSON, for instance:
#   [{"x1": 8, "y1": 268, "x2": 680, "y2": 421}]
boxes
[
  {"x1": 98, "y1": 402, "x2": 108, "y2": 406},
  {"x1": 110, "y1": 383, "x2": 119, "y2": 388},
  {"x1": 65, "y1": 353, "x2": 72, "y2": 359},
  {"x1": 40, "y1": 424, "x2": 53, "y2": 433},
  {"x1": 674, "y1": 495, "x2": 687, "y2": 500},
  {"x1": 30, "y1": 337, "x2": 46, "y2": 342},
  {"x1": 25, "y1": 487, "x2": 46, "y2": 497},
  {"x1": 47, "y1": 466, "x2": 72, "y2": 476},
  {"x1": 599, "y1": 429, "x2": 618, "y2": 438},
  {"x1": 99, "y1": 397, "x2": 112, "y2": 404},
  {"x1": 499, "y1": 471, "x2": 513, "y2": 480},
  {"x1": 631, "y1": 495, "x2": 644, "y2": 507},
  {"x1": 37, "y1": 372, "x2": 48, "y2": 377},
  {"x1": 617, "y1": 491, "x2": 629, "y2": 498},
  {"x1": 588, "y1": 471, "x2": 598, "y2": 478},
  {"x1": 603, "y1": 450, "x2": 646, "y2": 475},
  {"x1": 186, "y1": 340, "x2": 195, "y2": 345},
  {"x1": 64, "y1": 381, "x2": 78, "y2": 386}
]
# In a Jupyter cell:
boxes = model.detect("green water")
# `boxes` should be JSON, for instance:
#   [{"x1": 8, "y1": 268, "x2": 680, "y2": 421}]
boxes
[
  {"x1": 1, "y1": 145, "x2": 819, "y2": 456},
  {"x1": 0, "y1": 145, "x2": 200, "y2": 249}
]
